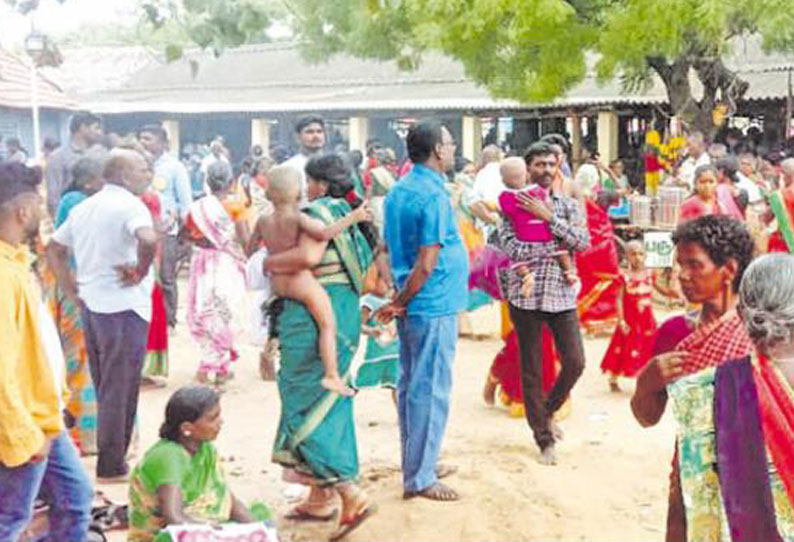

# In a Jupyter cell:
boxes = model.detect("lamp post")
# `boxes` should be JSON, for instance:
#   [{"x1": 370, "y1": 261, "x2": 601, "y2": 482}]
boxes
[{"x1": 24, "y1": 30, "x2": 45, "y2": 162}]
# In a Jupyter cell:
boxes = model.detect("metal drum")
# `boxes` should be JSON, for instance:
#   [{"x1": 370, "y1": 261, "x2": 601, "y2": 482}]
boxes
[
  {"x1": 655, "y1": 187, "x2": 687, "y2": 229},
  {"x1": 630, "y1": 195, "x2": 652, "y2": 228}
]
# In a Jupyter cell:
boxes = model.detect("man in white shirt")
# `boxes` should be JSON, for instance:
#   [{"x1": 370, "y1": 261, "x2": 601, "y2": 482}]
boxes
[
  {"x1": 47, "y1": 149, "x2": 158, "y2": 482},
  {"x1": 467, "y1": 144, "x2": 504, "y2": 237},
  {"x1": 282, "y1": 115, "x2": 326, "y2": 206},
  {"x1": 677, "y1": 132, "x2": 711, "y2": 190}
]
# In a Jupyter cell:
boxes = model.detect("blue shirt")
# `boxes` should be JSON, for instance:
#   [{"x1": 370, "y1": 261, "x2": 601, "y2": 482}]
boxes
[
  {"x1": 384, "y1": 164, "x2": 469, "y2": 317},
  {"x1": 152, "y1": 153, "x2": 192, "y2": 234}
]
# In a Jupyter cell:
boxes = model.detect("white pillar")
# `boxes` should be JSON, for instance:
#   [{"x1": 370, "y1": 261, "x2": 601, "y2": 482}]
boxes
[
  {"x1": 349, "y1": 116, "x2": 370, "y2": 153},
  {"x1": 251, "y1": 118, "x2": 271, "y2": 152},
  {"x1": 462, "y1": 116, "x2": 483, "y2": 162},
  {"x1": 597, "y1": 111, "x2": 619, "y2": 162},
  {"x1": 570, "y1": 112, "x2": 583, "y2": 171},
  {"x1": 30, "y1": 62, "x2": 41, "y2": 162},
  {"x1": 162, "y1": 120, "x2": 180, "y2": 157}
]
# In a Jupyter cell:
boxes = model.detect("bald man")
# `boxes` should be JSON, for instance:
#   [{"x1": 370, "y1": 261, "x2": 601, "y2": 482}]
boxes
[
  {"x1": 48, "y1": 148, "x2": 158, "y2": 482},
  {"x1": 469, "y1": 144, "x2": 506, "y2": 236}
]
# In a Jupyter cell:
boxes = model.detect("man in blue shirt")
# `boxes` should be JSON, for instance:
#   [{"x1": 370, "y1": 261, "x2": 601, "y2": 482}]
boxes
[
  {"x1": 380, "y1": 120, "x2": 469, "y2": 502},
  {"x1": 139, "y1": 124, "x2": 193, "y2": 329}
]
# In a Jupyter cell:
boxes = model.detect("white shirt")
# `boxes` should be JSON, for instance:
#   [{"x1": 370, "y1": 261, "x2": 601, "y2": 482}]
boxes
[
  {"x1": 38, "y1": 301, "x2": 65, "y2": 410},
  {"x1": 736, "y1": 172, "x2": 763, "y2": 203},
  {"x1": 282, "y1": 153, "x2": 310, "y2": 207},
  {"x1": 470, "y1": 162, "x2": 504, "y2": 204},
  {"x1": 678, "y1": 153, "x2": 711, "y2": 190},
  {"x1": 52, "y1": 184, "x2": 154, "y2": 321}
]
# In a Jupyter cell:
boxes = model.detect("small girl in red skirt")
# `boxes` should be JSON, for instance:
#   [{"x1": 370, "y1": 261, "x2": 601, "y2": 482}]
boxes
[{"x1": 600, "y1": 240, "x2": 657, "y2": 392}]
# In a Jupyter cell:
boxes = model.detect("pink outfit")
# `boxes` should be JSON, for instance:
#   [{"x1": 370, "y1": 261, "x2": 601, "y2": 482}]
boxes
[
  {"x1": 678, "y1": 196, "x2": 726, "y2": 224},
  {"x1": 499, "y1": 185, "x2": 553, "y2": 242}
]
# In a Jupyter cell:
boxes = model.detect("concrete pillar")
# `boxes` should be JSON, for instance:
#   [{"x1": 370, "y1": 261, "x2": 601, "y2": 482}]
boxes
[
  {"x1": 570, "y1": 112, "x2": 583, "y2": 170},
  {"x1": 162, "y1": 119, "x2": 180, "y2": 157},
  {"x1": 462, "y1": 115, "x2": 483, "y2": 162},
  {"x1": 349, "y1": 116, "x2": 370, "y2": 153},
  {"x1": 597, "y1": 111, "x2": 619, "y2": 163},
  {"x1": 251, "y1": 118, "x2": 271, "y2": 153}
]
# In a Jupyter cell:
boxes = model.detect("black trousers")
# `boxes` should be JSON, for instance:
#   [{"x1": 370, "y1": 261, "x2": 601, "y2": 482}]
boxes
[
  {"x1": 160, "y1": 234, "x2": 179, "y2": 327},
  {"x1": 81, "y1": 304, "x2": 148, "y2": 477},
  {"x1": 509, "y1": 306, "x2": 586, "y2": 450}
]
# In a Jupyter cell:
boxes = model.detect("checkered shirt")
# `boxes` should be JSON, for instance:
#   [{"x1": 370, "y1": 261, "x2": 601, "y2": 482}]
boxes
[{"x1": 495, "y1": 194, "x2": 589, "y2": 312}]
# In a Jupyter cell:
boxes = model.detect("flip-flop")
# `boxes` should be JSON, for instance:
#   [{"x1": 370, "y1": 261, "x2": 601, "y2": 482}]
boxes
[
  {"x1": 284, "y1": 506, "x2": 338, "y2": 522},
  {"x1": 328, "y1": 504, "x2": 378, "y2": 542}
]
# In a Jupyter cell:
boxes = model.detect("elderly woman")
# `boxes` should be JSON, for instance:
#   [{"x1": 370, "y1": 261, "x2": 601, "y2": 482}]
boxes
[
  {"x1": 262, "y1": 153, "x2": 378, "y2": 541},
  {"x1": 631, "y1": 215, "x2": 756, "y2": 541},
  {"x1": 183, "y1": 161, "x2": 249, "y2": 386}
]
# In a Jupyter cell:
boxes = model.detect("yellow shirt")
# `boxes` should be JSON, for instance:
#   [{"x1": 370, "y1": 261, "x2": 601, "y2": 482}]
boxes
[{"x1": 0, "y1": 239, "x2": 63, "y2": 467}]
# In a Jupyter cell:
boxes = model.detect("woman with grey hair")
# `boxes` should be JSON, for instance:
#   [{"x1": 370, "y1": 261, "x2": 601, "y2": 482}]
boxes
[
  {"x1": 183, "y1": 158, "x2": 249, "y2": 386},
  {"x1": 700, "y1": 252, "x2": 794, "y2": 541}
]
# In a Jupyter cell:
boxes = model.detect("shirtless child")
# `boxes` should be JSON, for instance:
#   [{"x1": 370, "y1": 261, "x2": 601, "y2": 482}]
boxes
[
  {"x1": 251, "y1": 165, "x2": 371, "y2": 395},
  {"x1": 498, "y1": 157, "x2": 578, "y2": 296}
]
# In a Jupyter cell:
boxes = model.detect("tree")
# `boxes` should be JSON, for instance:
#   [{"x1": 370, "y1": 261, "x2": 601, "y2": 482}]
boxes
[{"x1": 282, "y1": 0, "x2": 794, "y2": 138}]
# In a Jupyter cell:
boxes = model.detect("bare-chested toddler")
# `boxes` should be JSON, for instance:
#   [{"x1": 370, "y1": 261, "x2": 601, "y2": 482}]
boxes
[{"x1": 251, "y1": 165, "x2": 371, "y2": 395}]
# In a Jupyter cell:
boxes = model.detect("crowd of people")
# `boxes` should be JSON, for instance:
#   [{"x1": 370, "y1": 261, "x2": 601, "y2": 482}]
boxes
[{"x1": 1, "y1": 110, "x2": 794, "y2": 542}]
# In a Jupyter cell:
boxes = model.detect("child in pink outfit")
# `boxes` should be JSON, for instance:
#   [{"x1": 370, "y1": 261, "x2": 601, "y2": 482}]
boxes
[{"x1": 498, "y1": 160, "x2": 578, "y2": 294}]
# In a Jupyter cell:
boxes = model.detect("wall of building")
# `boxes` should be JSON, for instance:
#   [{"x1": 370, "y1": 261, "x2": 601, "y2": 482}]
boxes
[{"x1": 0, "y1": 107, "x2": 70, "y2": 159}]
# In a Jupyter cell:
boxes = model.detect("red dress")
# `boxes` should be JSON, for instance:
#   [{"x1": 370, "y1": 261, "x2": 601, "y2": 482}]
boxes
[
  {"x1": 140, "y1": 191, "x2": 169, "y2": 363},
  {"x1": 600, "y1": 271, "x2": 657, "y2": 378},
  {"x1": 576, "y1": 199, "x2": 621, "y2": 334}
]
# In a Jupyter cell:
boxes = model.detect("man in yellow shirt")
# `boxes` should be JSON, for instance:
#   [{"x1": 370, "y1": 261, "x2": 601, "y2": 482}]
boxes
[{"x1": 0, "y1": 161, "x2": 92, "y2": 542}]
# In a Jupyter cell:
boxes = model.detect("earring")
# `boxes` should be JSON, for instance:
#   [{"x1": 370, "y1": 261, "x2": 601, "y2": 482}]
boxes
[{"x1": 183, "y1": 430, "x2": 192, "y2": 437}]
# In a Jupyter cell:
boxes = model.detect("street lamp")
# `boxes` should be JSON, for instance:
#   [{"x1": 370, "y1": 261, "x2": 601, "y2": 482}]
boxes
[{"x1": 24, "y1": 30, "x2": 45, "y2": 162}]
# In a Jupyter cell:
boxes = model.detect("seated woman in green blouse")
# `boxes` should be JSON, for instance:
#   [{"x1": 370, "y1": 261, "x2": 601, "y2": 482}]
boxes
[{"x1": 128, "y1": 386, "x2": 270, "y2": 542}]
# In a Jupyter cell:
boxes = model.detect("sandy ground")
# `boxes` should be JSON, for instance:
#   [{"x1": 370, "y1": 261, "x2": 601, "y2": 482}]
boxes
[{"x1": 97, "y1": 288, "x2": 677, "y2": 542}]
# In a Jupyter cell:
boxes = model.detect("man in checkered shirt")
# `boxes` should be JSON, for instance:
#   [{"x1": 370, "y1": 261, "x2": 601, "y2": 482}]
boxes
[{"x1": 495, "y1": 141, "x2": 590, "y2": 466}]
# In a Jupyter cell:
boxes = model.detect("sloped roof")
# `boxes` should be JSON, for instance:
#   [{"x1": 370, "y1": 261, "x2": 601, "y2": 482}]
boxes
[
  {"x1": 39, "y1": 46, "x2": 154, "y2": 95},
  {"x1": 0, "y1": 48, "x2": 78, "y2": 110},
  {"x1": 78, "y1": 38, "x2": 794, "y2": 115}
]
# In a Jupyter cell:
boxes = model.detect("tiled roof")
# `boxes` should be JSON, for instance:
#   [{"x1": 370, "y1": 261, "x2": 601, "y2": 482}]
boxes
[
  {"x1": 0, "y1": 48, "x2": 78, "y2": 110},
  {"x1": 70, "y1": 37, "x2": 794, "y2": 114}
]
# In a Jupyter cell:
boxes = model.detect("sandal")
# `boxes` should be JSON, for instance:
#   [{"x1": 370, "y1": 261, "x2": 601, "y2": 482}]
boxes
[
  {"x1": 403, "y1": 482, "x2": 460, "y2": 502},
  {"x1": 328, "y1": 503, "x2": 378, "y2": 541}
]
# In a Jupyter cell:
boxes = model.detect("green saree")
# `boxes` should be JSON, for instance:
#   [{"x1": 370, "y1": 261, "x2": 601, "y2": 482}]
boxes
[{"x1": 271, "y1": 197, "x2": 374, "y2": 485}]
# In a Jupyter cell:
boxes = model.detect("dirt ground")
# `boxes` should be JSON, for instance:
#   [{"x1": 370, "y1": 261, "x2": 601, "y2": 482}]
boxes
[{"x1": 98, "y1": 294, "x2": 677, "y2": 542}]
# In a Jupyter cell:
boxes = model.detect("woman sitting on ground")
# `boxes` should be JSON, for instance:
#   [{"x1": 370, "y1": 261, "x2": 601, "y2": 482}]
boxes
[{"x1": 128, "y1": 386, "x2": 270, "y2": 541}]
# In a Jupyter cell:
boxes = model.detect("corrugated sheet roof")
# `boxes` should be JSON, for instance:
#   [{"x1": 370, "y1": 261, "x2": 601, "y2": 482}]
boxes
[
  {"x1": 73, "y1": 38, "x2": 794, "y2": 114},
  {"x1": 0, "y1": 48, "x2": 78, "y2": 110}
]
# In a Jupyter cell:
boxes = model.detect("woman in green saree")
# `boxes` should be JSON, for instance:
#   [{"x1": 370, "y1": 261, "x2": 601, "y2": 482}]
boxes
[
  {"x1": 262, "y1": 153, "x2": 379, "y2": 541},
  {"x1": 128, "y1": 386, "x2": 271, "y2": 542}
]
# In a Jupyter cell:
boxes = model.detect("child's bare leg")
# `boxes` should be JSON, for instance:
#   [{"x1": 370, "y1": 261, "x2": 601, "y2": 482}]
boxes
[
  {"x1": 516, "y1": 265, "x2": 535, "y2": 297},
  {"x1": 272, "y1": 271, "x2": 353, "y2": 396}
]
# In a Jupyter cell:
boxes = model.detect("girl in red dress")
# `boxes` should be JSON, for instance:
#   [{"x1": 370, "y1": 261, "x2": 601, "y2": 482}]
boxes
[{"x1": 600, "y1": 240, "x2": 657, "y2": 391}]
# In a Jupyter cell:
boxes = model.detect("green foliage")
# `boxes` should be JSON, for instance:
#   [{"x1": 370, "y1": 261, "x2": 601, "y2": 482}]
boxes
[{"x1": 285, "y1": 0, "x2": 794, "y2": 132}]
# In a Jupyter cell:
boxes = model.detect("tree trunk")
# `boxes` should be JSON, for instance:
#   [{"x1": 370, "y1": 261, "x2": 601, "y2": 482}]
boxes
[{"x1": 649, "y1": 56, "x2": 748, "y2": 140}]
